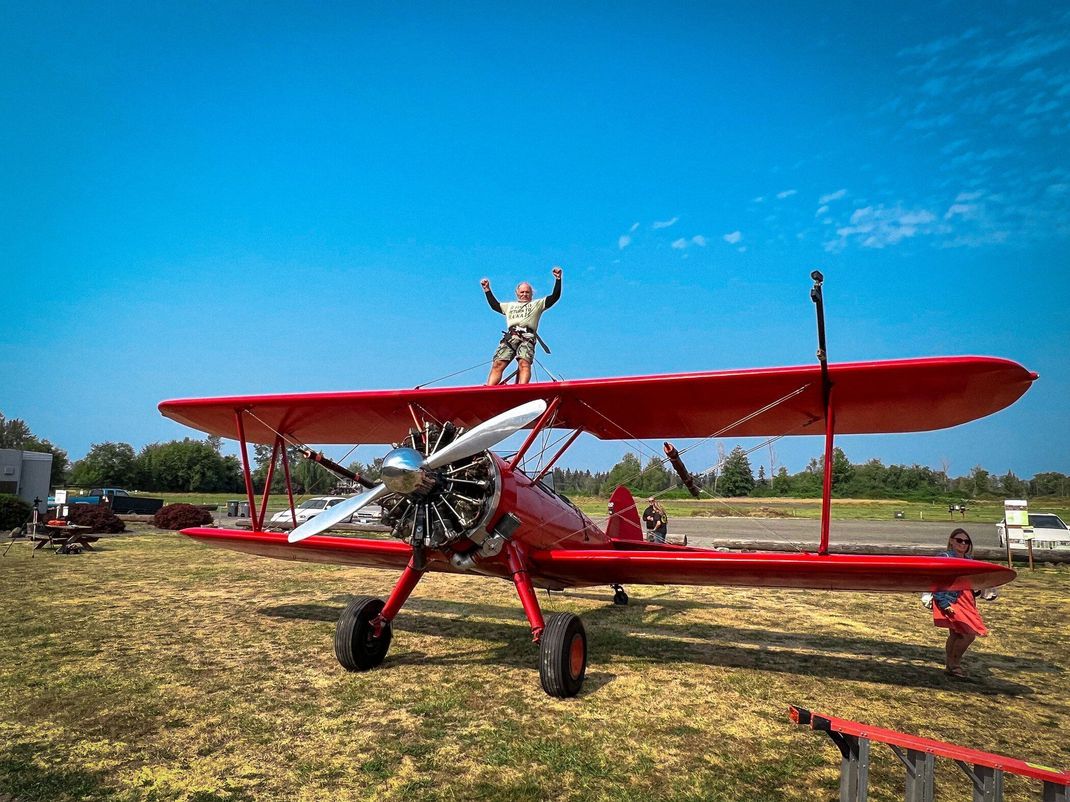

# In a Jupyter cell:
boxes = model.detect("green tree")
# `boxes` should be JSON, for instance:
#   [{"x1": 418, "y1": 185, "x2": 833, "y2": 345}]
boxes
[
  {"x1": 637, "y1": 456, "x2": 672, "y2": 495},
  {"x1": 291, "y1": 457, "x2": 335, "y2": 494},
  {"x1": 137, "y1": 439, "x2": 243, "y2": 492},
  {"x1": 999, "y1": 471, "x2": 1026, "y2": 498},
  {"x1": 600, "y1": 453, "x2": 643, "y2": 495},
  {"x1": 751, "y1": 465, "x2": 770, "y2": 497},
  {"x1": 968, "y1": 465, "x2": 991, "y2": 498},
  {"x1": 718, "y1": 447, "x2": 754, "y2": 497},
  {"x1": 1030, "y1": 472, "x2": 1069, "y2": 497},
  {"x1": 70, "y1": 442, "x2": 138, "y2": 488},
  {"x1": 348, "y1": 458, "x2": 383, "y2": 483},
  {"x1": 0, "y1": 412, "x2": 69, "y2": 486},
  {"x1": 831, "y1": 447, "x2": 853, "y2": 487},
  {"x1": 771, "y1": 466, "x2": 791, "y2": 495}
]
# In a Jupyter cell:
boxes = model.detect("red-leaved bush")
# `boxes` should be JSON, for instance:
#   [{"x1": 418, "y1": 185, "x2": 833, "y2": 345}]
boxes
[
  {"x1": 153, "y1": 503, "x2": 214, "y2": 530},
  {"x1": 67, "y1": 504, "x2": 126, "y2": 534}
]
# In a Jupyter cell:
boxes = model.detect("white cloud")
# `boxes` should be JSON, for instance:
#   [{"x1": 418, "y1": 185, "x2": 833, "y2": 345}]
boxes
[
  {"x1": 955, "y1": 191, "x2": 984, "y2": 202},
  {"x1": 830, "y1": 205, "x2": 945, "y2": 249},
  {"x1": 723, "y1": 231, "x2": 743, "y2": 244},
  {"x1": 819, "y1": 189, "x2": 847, "y2": 204},
  {"x1": 618, "y1": 235, "x2": 631, "y2": 249},
  {"x1": 815, "y1": 205, "x2": 830, "y2": 217},
  {"x1": 944, "y1": 203, "x2": 980, "y2": 220},
  {"x1": 776, "y1": 189, "x2": 798, "y2": 199},
  {"x1": 738, "y1": 246, "x2": 747, "y2": 253},
  {"x1": 629, "y1": 221, "x2": 640, "y2": 232},
  {"x1": 652, "y1": 216, "x2": 679, "y2": 229},
  {"x1": 671, "y1": 238, "x2": 688, "y2": 250},
  {"x1": 691, "y1": 235, "x2": 707, "y2": 247},
  {"x1": 897, "y1": 27, "x2": 981, "y2": 58},
  {"x1": 752, "y1": 196, "x2": 765, "y2": 203}
]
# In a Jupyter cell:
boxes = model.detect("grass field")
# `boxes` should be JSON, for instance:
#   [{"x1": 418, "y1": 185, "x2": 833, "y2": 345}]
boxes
[{"x1": 2, "y1": 526, "x2": 1068, "y2": 801}]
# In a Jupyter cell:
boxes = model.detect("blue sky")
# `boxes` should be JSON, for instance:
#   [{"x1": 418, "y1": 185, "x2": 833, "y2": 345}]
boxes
[{"x1": 2, "y1": 1, "x2": 1068, "y2": 481}]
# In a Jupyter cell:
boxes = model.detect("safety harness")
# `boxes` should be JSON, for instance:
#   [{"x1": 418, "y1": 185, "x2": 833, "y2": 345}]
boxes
[{"x1": 500, "y1": 325, "x2": 551, "y2": 355}]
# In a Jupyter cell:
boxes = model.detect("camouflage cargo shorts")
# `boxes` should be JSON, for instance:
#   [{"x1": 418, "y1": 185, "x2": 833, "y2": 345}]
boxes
[{"x1": 494, "y1": 334, "x2": 536, "y2": 364}]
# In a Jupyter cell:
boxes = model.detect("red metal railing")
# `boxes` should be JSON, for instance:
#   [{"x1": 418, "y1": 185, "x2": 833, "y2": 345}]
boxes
[{"x1": 790, "y1": 705, "x2": 1068, "y2": 802}]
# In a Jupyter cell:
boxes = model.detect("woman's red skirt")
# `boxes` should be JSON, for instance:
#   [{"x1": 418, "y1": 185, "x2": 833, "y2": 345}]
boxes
[{"x1": 933, "y1": 591, "x2": 988, "y2": 637}]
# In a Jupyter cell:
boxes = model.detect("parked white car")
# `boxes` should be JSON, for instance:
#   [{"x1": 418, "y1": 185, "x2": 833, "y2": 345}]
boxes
[
  {"x1": 269, "y1": 496, "x2": 349, "y2": 526},
  {"x1": 997, "y1": 513, "x2": 1070, "y2": 550}
]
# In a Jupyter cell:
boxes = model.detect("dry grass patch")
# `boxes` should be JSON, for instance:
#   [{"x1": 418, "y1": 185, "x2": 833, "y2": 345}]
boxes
[{"x1": 2, "y1": 528, "x2": 1068, "y2": 801}]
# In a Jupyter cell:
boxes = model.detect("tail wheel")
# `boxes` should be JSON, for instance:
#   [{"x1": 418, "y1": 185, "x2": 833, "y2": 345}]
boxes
[
  {"x1": 335, "y1": 596, "x2": 392, "y2": 671},
  {"x1": 539, "y1": 613, "x2": 587, "y2": 697}
]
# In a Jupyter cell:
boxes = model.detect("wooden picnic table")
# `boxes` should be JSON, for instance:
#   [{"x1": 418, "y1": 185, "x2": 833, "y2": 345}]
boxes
[{"x1": 33, "y1": 522, "x2": 99, "y2": 555}]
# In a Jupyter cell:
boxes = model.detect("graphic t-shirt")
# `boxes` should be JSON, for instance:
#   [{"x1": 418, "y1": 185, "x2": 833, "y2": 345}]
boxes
[{"x1": 499, "y1": 298, "x2": 549, "y2": 331}]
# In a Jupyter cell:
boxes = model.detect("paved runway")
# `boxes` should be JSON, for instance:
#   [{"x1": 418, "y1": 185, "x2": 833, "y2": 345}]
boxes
[{"x1": 669, "y1": 517, "x2": 998, "y2": 549}]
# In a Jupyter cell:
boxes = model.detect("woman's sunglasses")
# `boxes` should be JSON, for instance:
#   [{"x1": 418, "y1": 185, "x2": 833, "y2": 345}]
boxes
[{"x1": 952, "y1": 537, "x2": 971, "y2": 545}]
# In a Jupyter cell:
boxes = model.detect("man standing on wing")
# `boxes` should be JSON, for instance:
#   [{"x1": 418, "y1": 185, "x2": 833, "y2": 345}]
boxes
[{"x1": 481, "y1": 266, "x2": 562, "y2": 385}]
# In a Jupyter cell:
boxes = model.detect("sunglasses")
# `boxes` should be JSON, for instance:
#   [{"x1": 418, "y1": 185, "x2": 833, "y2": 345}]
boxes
[{"x1": 952, "y1": 537, "x2": 971, "y2": 545}]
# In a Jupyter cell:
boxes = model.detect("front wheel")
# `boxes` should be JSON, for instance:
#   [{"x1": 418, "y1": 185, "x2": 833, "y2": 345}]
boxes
[
  {"x1": 335, "y1": 596, "x2": 392, "y2": 671},
  {"x1": 539, "y1": 613, "x2": 587, "y2": 697}
]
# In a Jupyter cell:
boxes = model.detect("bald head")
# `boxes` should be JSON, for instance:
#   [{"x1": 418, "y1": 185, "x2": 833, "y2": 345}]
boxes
[{"x1": 515, "y1": 282, "x2": 533, "y2": 301}]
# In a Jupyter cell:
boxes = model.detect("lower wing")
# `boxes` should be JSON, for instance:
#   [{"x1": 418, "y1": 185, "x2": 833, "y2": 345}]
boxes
[
  {"x1": 528, "y1": 547, "x2": 1014, "y2": 593},
  {"x1": 182, "y1": 528, "x2": 1013, "y2": 593},
  {"x1": 181, "y1": 528, "x2": 415, "y2": 570}
]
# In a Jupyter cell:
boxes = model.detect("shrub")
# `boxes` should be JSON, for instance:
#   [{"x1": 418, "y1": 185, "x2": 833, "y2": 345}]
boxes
[
  {"x1": 153, "y1": 503, "x2": 213, "y2": 530},
  {"x1": 0, "y1": 494, "x2": 33, "y2": 531},
  {"x1": 67, "y1": 503, "x2": 126, "y2": 534}
]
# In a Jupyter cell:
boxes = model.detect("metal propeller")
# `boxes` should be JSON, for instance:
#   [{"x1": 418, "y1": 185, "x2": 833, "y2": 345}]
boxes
[
  {"x1": 287, "y1": 399, "x2": 548, "y2": 543},
  {"x1": 287, "y1": 484, "x2": 390, "y2": 543}
]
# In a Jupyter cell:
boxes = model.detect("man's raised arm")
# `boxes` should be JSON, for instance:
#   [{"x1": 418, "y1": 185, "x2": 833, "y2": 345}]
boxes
[
  {"x1": 545, "y1": 266, "x2": 563, "y2": 308},
  {"x1": 480, "y1": 277, "x2": 502, "y2": 313}
]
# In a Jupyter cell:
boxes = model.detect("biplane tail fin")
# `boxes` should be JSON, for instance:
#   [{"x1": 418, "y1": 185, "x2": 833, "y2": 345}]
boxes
[{"x1": 606, "y1": 485, "x2": 644, "y2": 541}]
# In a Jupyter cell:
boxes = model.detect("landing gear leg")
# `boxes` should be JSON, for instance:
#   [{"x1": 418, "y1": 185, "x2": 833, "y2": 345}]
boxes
[
  {"x1": 611, "y1": 584, "x2": 629, "y2": 606},
  {"x1": 504, "y1": 542, "x2": 588, "y2": 697},
  {"x1": 504, "y1": 541, "x2": 545, "y2": 642},
  {"x1": 335, "y1": 560, "x2": 423, "y2": 671}
]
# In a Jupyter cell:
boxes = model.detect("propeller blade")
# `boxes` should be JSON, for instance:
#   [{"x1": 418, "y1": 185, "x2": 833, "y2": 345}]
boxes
[
  {"x1": 426, "y1": 399, "x2": 548, "y2": 469},
  {"x1": 288, "y1": 484, "x2": 389, "y2": 543}
]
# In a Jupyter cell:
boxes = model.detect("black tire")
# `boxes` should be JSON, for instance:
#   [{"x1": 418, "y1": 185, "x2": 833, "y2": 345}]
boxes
[
  {"x1": 335, "y1": 596, "x2": 392, "y2": 671},
  {"x1": 539, "y1": 613, "x2": 587, "y2": 697}
]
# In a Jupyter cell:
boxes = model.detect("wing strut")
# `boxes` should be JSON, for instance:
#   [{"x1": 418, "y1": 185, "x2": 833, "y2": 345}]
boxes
[
  {"x1": 508, "y1": 396, "x2": 561, "y2": 471},
  {"x1": 811, "y1": 271, "x2": 835, "y2": 556},
  {"x1": 234, "y1": 409, "x2": 260, "y2": 528},
  {"x1": 232, "y1": 410, "x2": 303, "y2": 531},
  {"x1": 533, "y1": 428, "x2": 583, "y2": 483}
]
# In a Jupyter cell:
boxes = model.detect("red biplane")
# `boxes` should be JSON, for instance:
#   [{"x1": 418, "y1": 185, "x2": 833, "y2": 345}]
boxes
[{"x1": 159, "y1": 275, "x2": 1034, "y2": 696}]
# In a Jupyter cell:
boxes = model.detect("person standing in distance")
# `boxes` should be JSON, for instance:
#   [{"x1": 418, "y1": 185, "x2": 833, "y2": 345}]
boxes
[
  {"x1": 642, "y1": 497, "x2": 668, "y2": 544},
  {"x1": 481, "y1": 267, "x2": 563, "y2": 385},
  {"x1": 932, "y1": 528, "x2": 991, "y2": 678}
]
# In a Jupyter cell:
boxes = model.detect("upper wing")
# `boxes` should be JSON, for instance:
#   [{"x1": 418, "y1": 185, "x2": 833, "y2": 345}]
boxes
[
  {"x1": 527, "y1": 547, "x2": 1016, "y2": 593},
  {"x1": 159, "y1": 356, "x2": 1036, "y2": 445}
]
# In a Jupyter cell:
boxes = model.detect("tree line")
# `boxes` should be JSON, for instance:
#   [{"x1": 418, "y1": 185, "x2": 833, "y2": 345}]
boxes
[
  {"x1": 2, "y1": 412, "x2": 381, "y2": 494},
  {"x1": 3, "y1": 412, "x2": 1066, "y2": 499},
  {"x1": 552, "y1": 446, "x2": 1070, "y2": 501}
]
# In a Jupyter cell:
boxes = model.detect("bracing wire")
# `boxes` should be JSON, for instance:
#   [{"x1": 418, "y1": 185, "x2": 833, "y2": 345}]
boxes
[{"x1": 535, "y1": 385, "x2": 817, "y2": 550}]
